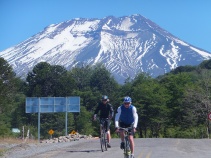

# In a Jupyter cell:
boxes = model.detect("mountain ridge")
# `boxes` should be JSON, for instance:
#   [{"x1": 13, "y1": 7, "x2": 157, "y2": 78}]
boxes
[{"x1": 1, "y1": 14, "x2": 211, "y2": 83}]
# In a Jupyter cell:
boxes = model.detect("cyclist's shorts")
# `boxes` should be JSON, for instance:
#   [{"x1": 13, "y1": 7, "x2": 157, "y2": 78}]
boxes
[
  {"x1": 100, "y1": 118, "x2": 111, "y2": 132},
  {"x1": 119, "y1": 121, "x2": 134, "y2": 136}
]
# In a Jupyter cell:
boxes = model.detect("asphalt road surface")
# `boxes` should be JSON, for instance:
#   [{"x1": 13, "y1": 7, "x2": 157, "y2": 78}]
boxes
[{"x1": 30, "y1": 138, "x2": 211, "y2": 158}]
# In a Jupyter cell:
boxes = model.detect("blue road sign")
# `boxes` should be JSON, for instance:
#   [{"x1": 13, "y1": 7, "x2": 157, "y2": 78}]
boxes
[{"x1": 26, "y1": 97, "x2": 80, "y2": 113}]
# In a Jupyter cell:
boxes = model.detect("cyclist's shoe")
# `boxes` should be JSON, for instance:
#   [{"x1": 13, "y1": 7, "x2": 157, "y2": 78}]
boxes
[
  {"x1": 131, "y1": 154, "x2": 135, "y2": 158},
  {"x1": 107, "y1": 143, "x2": 111, "y2": 148},
  {"x1": 120, "y1": 142, "x2": 125, "y2": 149}
]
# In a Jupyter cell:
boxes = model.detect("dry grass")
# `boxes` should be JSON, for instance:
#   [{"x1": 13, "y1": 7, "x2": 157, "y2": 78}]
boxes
[
  {"x1": 0, "y1": 137, "x2": 38, "y2": 144},
  {"x1": 0, "y1": 137, "x2": 23, "y2": 144}
]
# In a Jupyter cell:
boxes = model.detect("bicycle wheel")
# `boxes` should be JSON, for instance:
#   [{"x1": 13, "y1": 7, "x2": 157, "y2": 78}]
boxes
[
  {"x1": 124, "y1": 147, "x2": 130, "y2": 158},
  {"x1": 104, "y1": 132, "x2": 108, "y2": 151},
  {"x1": 124, "y1": 138, "x2": 131, "y2": 158},
  {"x1": 100, "y1": 133, "x2": 105, "y2": 152}
]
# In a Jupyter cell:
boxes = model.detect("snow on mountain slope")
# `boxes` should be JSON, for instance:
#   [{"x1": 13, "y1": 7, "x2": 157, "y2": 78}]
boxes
[{"x1": 1, "y1": 14, "x2": 211, "y2": 83}]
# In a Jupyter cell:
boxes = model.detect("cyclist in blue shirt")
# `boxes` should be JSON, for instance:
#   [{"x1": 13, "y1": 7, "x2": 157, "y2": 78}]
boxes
[
  {"x1": 115, "y1": 96, "x2": 138, "y2": 158},
  {"x1": 94, "y1": 95, "x2": 114, "y2": 148}
]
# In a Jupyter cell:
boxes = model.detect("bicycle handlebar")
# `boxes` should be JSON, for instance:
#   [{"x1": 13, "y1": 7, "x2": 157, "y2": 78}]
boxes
[
  {"x1": 100, "y1": 118, "x2": 109, "y2": 121},
  {"x1": 94, "y1": 117, "x2": 110, "y2": 121},
  {"x1": 118, "y1": 127, "x2": 133, "y2": 132}
]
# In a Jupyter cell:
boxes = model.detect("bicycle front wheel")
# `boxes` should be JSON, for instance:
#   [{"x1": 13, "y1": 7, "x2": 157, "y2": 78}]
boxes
[
  {"x1": 124, "y1": 150, "x2": 131, "y2": 158},
  {"x1": 124, "y1": 138, "x2": 131, "y2": 158},
  {"x1": 104, "y1": 133, "x2": 108, "y2": 151}
]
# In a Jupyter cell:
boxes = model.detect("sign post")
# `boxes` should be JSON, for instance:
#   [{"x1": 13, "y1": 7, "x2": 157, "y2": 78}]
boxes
[{"x1": 26, "y1": 97, "x2": 80, "y2": 142}]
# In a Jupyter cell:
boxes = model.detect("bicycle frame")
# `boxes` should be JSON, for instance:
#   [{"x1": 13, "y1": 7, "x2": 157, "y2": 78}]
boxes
[
  {"x1": 119, "y1": 127, "x2": 133, "y2": 158},
  {"x1": 100, "y1": 118, "x2": 108, "y2": 152}
]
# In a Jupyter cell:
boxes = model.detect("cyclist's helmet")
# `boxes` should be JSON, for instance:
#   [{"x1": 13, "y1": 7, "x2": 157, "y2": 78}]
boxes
[
  {"x1": 102, "y1": 95, "x2": 108, "y2": 101},
  {"x1": 123, "y1": 96, "x2": 132, "y2": 103}
]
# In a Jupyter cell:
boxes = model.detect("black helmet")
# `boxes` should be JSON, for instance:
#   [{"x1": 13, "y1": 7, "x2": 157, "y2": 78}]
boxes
[{"x1": 102, "y1": 95, "x2": 108, "y2": 101}]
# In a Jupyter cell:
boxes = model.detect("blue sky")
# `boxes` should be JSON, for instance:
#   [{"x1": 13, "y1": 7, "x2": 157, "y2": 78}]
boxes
[{"x1": 0, "y1": 0, "x2": 211, "y2": 52}]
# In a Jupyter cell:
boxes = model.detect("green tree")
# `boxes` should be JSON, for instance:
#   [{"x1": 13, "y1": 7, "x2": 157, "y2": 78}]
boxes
[
  {"x1": 0, "y1": 57, "x2": 22, "y2": 136},
  {"x1": 170, "y1": 65, "x2": 197, "y2": 74},
  {"x1": 71, "y1": 64, "x2": 92, "y2": 91},
  {"x1": 26, "y1": 62, "x2": 76, "y2": 97},
  {"x1": 199, "y1": 59, "x2": 211, "y2": 69},
  {"x1": 75, "y1": 106, "x2": 94, "y2": 135},
  {"x1": 131, "y1": 73, "x2": 169, "y2": 137},
  {"x1": 159, "y1": 73, "x2": 193, "y2": 129},
  {"x1": 24, "y1": 62, "x2": 77, "y2": 138},
  {"x1": 183, "y1": 69, "x2": 211, "y2": 138},
  {"x1": 90, "y1": 64, "x2": 119, "y2": 96}
]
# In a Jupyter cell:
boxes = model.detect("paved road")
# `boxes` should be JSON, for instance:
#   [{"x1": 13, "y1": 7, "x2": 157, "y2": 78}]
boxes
[{"x1": 31, "y1": 138, "x2": 211, "y2": 158}]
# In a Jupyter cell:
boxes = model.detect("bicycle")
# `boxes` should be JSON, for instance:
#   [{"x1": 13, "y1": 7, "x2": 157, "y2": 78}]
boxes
[
  {"x1": 99, "y1": 118, "x2": 109, "y2": 152},
  {"x1": 119, "y1": 127, "x2": 133, "y2": 158}
]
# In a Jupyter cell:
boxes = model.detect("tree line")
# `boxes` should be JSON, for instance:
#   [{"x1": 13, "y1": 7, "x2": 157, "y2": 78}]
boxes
[{"x1": 1, "y1": 57, "x2": 211, "y2": 139}]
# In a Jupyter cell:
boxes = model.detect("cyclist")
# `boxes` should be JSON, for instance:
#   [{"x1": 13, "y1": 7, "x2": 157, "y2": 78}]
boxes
[
  {"x1": 115, "y1": 96, "x2": 138, "y2": 158},
  {"x1": 93, "y1": 95, "x2": 114, "y2": 148}
]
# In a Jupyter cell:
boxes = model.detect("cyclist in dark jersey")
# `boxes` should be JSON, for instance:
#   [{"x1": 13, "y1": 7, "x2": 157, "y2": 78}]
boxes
[{"x1": 93, "y1": 95, "x2": 114, "y2": 148}]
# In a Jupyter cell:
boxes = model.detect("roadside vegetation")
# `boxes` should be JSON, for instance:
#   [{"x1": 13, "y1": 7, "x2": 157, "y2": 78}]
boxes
[{"x1": 1, "y1": 57, "x2": 211, "y2": 140}]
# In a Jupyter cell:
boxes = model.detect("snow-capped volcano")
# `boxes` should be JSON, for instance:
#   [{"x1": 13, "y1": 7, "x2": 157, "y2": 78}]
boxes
[{"x1": 1, "y1": 14, "x2": 211, "y2": 83}]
